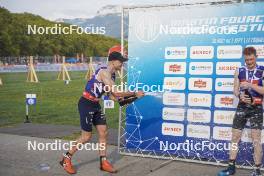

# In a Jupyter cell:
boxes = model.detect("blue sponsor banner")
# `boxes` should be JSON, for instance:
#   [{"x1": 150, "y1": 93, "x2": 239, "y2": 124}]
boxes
[{"x1": 126, "y1": 2, "x2": 264, "y2": 165}]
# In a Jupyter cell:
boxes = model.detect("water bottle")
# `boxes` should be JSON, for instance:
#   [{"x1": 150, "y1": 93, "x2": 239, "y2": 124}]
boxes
[{"x1": 243, "y1": 89, "x2": 253, "y2": 103}]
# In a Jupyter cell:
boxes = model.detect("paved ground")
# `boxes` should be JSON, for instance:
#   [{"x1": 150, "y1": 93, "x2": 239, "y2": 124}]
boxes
[
  {"x1": 0, "y1": 123, "x2": 118, "y2": 145},
  {"x1": 0, "y1": 123, "x2": 80, "y2": 138},
  {"x1": 0, "y1": 132, "x2": 253, "y2": 176}
]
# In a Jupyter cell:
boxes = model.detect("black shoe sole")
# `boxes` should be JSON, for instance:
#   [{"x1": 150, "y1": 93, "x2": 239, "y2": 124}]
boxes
[
  {"x1": 59, "y1": 160, "x2": 77, "y2": 175},
  {"x1": 100, "y1": 167, "x2": 118, "y2": 173}
]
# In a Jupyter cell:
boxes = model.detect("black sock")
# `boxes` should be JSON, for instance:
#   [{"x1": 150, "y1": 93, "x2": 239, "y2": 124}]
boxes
[
  {"x1": 228, "y1": 159, "x2": 235, "y2": 166},
  {"x1": 255, "y1": 164, "x2": 261, "y2": 169},
  {"x1": 66, "y1": 152, "x2": 72, "y2": 157},
  {"x1": 100, "y1": 156, "x2": 106, "y2": 165},
  {"x1": 254, "y1": 165, "x2": 261, "y2": 175}
]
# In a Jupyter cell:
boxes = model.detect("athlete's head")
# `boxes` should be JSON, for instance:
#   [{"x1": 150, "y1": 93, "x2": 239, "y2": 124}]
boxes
[
  {"x1": 243, "y1": 47, "x2": 257, "y2": 69},
  {"x1": 108, "y1": 51, "x2": 128, "y2": 71}
]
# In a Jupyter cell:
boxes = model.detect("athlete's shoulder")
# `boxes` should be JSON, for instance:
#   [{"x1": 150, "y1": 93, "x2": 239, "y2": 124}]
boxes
[
  {"x1": 237, "y1": 66, "x2": 245, "y2": 72},
  {"x1": 95, "y1": 64, "x2": 107, "y2": 71},
  {"x1": 99, "y1": 68, "x2": 111, "y2": 78},
  {"x1": 257, "y1": 65, "x2": 264, "y2": 70},
  {"x1": 239, "y1": 65, "x2": 246, "y2": 69}
]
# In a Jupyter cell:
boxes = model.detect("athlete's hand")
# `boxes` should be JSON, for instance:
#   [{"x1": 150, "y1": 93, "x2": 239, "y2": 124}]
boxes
[
  {"x1": 240, "y1": 82, "x2": 252, "y2": 89},
  {"x1": 118, "y1": 95, "x2": 137, "y2": 106},
  {"x1": 135, "y1": 91, "x2": 145, "y2": 98},
  {"x1": 240, "y1": 93, "x2": 252, "y2": 104}
]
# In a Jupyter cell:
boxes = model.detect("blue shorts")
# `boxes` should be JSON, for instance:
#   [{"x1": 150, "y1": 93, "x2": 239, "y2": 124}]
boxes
[{"x1": 78, "y1": 97, "x2": 106, "y2": 132}]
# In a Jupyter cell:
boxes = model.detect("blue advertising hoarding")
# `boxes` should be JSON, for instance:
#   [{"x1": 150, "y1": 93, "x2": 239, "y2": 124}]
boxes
[{"x1": 125, "y1": 2, "x2": 264, "y2": 166}]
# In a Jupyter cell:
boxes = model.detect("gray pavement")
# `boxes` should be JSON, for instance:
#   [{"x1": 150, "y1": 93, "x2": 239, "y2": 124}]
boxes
[
  {"x1": 0, "y1": 133, "x2": 253, "y2": 176},
  {"x1": 0, "y1": 123, "x2": 80, "y2": 138},
  {"x1": 0, "y1": 123, "x2": 118, "y2": 145}
]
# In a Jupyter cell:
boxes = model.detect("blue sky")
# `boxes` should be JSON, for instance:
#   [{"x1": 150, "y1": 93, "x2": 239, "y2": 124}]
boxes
[{"x1": 0, "y1": 0, "x2": 222, "y2": 20}]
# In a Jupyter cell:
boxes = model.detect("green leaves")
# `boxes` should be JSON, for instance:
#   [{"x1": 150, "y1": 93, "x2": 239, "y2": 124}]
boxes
[{"x1": 0, "y1": 7, "x2": 119, "y2": 57}]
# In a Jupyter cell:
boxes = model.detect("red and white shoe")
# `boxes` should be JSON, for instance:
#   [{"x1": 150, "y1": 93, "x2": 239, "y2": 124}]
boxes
[
  {"x1": 59, "y1": 153, "x2": 76, "y2": 174},
  {"x1": 100, "y1": 159, "x2": 117, "y2": 173}
]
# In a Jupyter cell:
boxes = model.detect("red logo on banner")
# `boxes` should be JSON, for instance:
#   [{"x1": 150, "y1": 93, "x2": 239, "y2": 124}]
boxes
[
  {"x1": 194, "y1": 80, "x2": 207, "y2": 88},
  {"x1": 220, "y1": 97, "x2": 233, "y2": 105},
  {"x1": 169, "y1": 64, "x2": 181, "y2": 72},
  {"x1": 164, "y1": 127, "x2": 182, "y2": 133},
  {"x1": 192, "y1": 50, "x2": 212, "y2": 55},
  {"x1": 218, "y1": 66, "x2": 238, "y2": 71}
]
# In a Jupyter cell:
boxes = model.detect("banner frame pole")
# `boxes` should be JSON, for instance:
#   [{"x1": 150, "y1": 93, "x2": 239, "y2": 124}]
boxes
[{"x1": 118, "y1": 6, "x2": 125, "y2": 153}]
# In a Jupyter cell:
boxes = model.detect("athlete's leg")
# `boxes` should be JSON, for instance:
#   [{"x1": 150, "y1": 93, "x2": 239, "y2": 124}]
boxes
[
  {"x1": 218, "y1": 104, "x2": 246, "y2": 175},
  {"x1": 250, "y1": 105, "x2": 263, "y2": 166},
  {"x1": 68, "y1": 130, "x2": 92, "y2": 155},
  {"x1": 251, "y1": 129, "x2": 262, "y2": 166},
  {"x1": 96, "y1": 125, "x2": 108, "y2": 157},
  {"x1": 229, "y1": 103, "x2": 248, "y2": 160},
  {"x1": 60, "y1": 130, "x2": 92, "y2": 174},
  {"x1": 251, "y1": 129, "x2": 262, "y2": 176},
  {"x1": 93, "y1": 110, "x2": 117, "y2": 173},
  {"x1": 249, "y1": 105, "x2": 263, "y2": 176},
  {"x1": 229, "y1": 128, "x2": 242, "y2": 160},
  {"x1": 60, "y1": 97, "x2": 94, "y2": 174}
]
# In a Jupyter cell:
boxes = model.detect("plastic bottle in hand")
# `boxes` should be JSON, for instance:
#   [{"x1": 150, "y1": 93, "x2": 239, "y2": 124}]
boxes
[
  {"x1": 118, "y1": 96, "x2": 138, "y2": 106},
  {"x1": 244, "y1": 89, "x2": 253, "y2": 103}
]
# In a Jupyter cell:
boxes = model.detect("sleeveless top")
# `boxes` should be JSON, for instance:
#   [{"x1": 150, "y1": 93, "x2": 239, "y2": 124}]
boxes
[
  {"x1": 84, "y1": 64, "x2": 116, "y2": 99},
  {"x1": 238, "y1": 65, "x2": 264, "y2": 104}
]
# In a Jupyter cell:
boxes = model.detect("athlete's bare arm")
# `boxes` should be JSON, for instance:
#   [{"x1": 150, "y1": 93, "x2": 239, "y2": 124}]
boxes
[
  {"x1": 107, "y1": 93, "x2": 117, "y2": 101},
  {"x1": 240, "y1": 70, "x2": 264, "y2": 95},
  {"x1": 235, "y1": 69, "x2": 256, "y2": 104},
  {"x1": 99, "y1": 70, "x2": 144, "y2": 98},
  {"x1": 233, "y1": 69, "x2": 240, "y2": 98},
  {"x1": 234, "y1": 69, "x2": 252, "y2": 104},
  {"x1": 241, "y1": 81, "x2": 264, "y2": 95}
]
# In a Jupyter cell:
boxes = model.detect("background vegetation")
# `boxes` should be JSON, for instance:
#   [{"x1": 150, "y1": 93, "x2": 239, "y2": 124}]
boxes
[{"x1": 0, "y1": 7, "x2": 120, "y2": 57}]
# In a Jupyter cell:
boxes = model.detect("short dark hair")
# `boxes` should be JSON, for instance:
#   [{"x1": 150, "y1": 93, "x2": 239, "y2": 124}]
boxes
[
  {"x1": 243, "y1": 47, "x2": 257, "y2": 56},
  {"x1": 108, "y1": 51, "x2": 128, "y2": 62}
]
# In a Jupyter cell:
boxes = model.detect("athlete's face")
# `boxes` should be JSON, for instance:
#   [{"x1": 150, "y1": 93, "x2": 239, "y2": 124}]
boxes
[
  {"x1": 245, "y1": 54, "x2": 257, "y2": 69},
  {"x1": 113, "y1": 60, "x2": 123, "y2": 71}
]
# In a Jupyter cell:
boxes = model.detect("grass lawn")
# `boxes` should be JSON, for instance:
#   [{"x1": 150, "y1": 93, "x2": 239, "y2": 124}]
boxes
[{"x1": 0, "y1": 71, "x2": 121, "y2": 129}]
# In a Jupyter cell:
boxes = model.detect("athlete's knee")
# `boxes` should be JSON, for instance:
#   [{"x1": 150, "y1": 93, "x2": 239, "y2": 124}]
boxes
[
  {"x1": 251, "y1": 129, "x2": 262, "y2": 146},
  {"x1": 231, "y1": 136, "x2": 240, "y2": 143},
  {"x1": 231, "y1": 129, "x2": 242, "y2": 143},
  {"x1": 81, "y1": 133, "x2": 92, "y2": 142},
  {"x1": 98, "y1": 130, "x2": 108, "y2": 139}
]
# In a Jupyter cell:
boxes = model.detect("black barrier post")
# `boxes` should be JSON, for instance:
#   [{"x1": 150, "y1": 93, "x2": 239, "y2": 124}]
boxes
[{"x1": 24, "y1": 104, "x2": 30, "y2": 123}]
